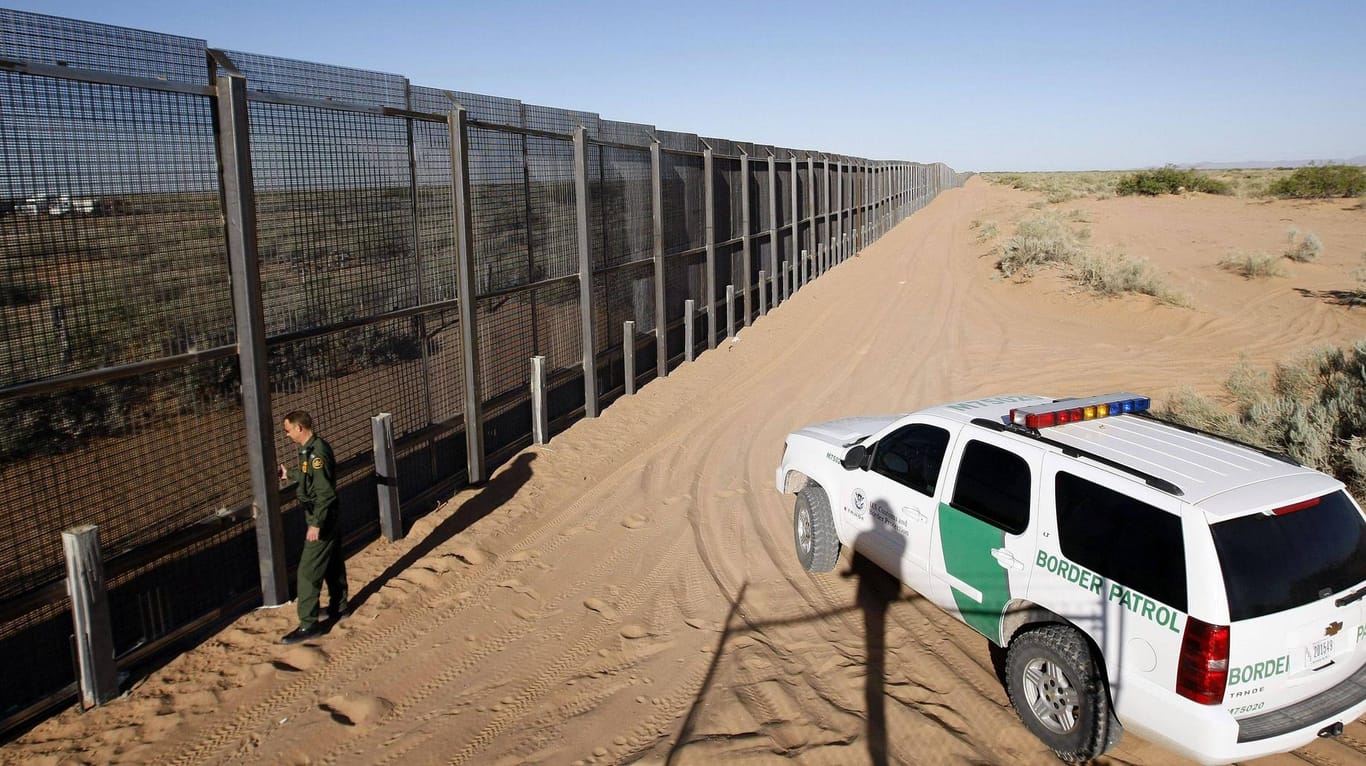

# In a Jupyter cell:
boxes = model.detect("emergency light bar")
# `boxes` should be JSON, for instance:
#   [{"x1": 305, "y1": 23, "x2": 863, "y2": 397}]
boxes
[{"x1": 1009, "y1": 393, "x2": 1150, "y2": 429}]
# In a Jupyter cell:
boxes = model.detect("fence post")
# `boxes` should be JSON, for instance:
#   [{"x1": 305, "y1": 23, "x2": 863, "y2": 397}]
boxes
[
  {"x1": 758, "y1": 269, "x2": 767, "y2": 316},
  {"x1": 834, "y1": 161, "x2": 843, "y2": 264},
  {"x1": 573, "y1": 126, "x2": 599, "y2": 417},
  {"x1": 684, "y1": 299, "x2": 695, "y2": 362},
  {"x1": 703, "y1": 144, "x2": 717, "y2": 350},
  {"x1": 725, "y1": 285, "x2": 735, "y2": 339},
  {"x1": 211, "y1": 50, "x2": 286, "y2": 604},
  {"x1": 800, "y1": 249, "x2": 808, "y2": 289},
  {"x1": 63, "y1": 525, "x2": 118, "y2": 708},
  {"x1": 739, "y1": 149, "x2": 752, "y2": 326},
  {"x1": 789, "y1": 155, "x2": 798, "y2": 286},
  {"x1": 623, "y1": 321, "x2": 636, "y2": 395},
  {"x1": 447, "y1": 105, "x2": 486, "y2": 483},
  {"x1": 806, "y1": 155, "x2": 817, "y2": 266},
  {"x1": 371, "y1": 413, "x2": 402, "y2": 542},
  {"x1": 767, "y1": 152, "x2": 779, "y2": 311},
  {"x1": 531, "y1": 356, "x2": 548, "y2": 445},
  {"x1": 650, "y1": 140, "x2": 667, "y2": 378}
]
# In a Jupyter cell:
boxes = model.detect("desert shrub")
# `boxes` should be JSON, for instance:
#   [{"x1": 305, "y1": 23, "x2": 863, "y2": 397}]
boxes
[
  {"x1": 1268, "y1": 164, "x2": 1366, "y2": 198},
  {"x1": 1284, "y1": 228, "x2": 1322, "y2": 262},
  {"x1": 1069, "y1": 250, "x2": 1187, "y2": 305},
  {"x1": 1115, "y1": 166, "x2": 1232, "y2": 196},
  {"x1": 0, "y1": 264, "x2": 47, "y2": 307},
  {"x1": 1218, "y1": 252, "x2": 1284, "y2": 278},
  {"x1": 970, "y1": 219, "x2": 998, "y2": 242},
  {"x1": 1158, "y1": 341, "x2": 1366, "y2": 498},
  {"x1": 997, "y1": 214, "x2": 1088, "y2": 278}
]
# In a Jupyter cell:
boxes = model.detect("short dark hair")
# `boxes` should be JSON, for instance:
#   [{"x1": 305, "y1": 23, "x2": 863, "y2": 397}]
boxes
[{"x1": 283, "y1": 410, "x2": 313, "y2": 431}]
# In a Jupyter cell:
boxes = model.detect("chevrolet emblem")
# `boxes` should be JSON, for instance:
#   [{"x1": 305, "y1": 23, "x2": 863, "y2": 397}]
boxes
[{"x1": 1326, "y1": 621, "x2": 1343, "y2": 637}]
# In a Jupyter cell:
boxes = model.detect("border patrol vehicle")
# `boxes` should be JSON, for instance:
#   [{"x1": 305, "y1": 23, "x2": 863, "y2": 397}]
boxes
[{"x1": 775, "y1": 393, "x2": 1366, "y2": 764}]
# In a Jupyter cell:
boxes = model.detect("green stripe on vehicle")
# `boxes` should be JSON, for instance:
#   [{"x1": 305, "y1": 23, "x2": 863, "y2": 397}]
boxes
[{"x1": 938, "y1": 502, "x2": 1011, "y2": 643}]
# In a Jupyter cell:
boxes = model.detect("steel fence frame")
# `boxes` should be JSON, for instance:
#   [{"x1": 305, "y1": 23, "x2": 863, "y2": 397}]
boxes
[{"x1": 0, "y1": 7, "x2": 969, "y2": 732}]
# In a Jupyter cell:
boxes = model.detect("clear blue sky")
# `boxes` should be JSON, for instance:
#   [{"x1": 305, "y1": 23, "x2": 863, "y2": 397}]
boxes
[{"x1": 7, "y1": 0, "x2": 1364, "y2": 171}]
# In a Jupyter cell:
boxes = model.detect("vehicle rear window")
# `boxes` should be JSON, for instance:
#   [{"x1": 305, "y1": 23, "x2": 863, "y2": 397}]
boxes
[
  {"x1": 1211, "y1": 491, "x2": 1366, "y2": 621},
  {"x1": 950, "y1": 440, "x2": 1031, "y2": 534},
  {"x1": 1055, "y1": 472, "x2": 1186, "y2": 612}
]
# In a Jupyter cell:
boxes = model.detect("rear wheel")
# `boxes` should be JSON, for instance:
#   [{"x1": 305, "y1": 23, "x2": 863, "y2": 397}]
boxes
[
  {"x1": 793, "y1": 485, "x2": 840, "y2": 572},
  {"x1": 1005, "y1": 625, "x2": 1120, "y2": 762}
]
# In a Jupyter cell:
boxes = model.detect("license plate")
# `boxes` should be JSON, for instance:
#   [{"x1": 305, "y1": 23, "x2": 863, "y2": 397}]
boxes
[{"x1": 1306, "y1": 636, "x2": 1335, "y2": 667}]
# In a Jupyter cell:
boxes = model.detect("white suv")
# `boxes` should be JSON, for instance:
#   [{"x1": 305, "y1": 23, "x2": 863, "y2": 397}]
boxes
[{"x1": 775, "y1": 393, "x2": 1366, "y2": 764}]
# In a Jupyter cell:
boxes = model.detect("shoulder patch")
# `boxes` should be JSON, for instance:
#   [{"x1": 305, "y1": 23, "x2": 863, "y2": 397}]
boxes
[{"x1": 311, "y1": 457, "x2": 324, "y2": 470}]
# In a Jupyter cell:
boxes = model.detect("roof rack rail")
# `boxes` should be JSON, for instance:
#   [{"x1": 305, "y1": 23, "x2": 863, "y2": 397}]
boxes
[
  {"x1": 970, "y1": 417, "x2": 1184, "y2": 496},
  {"x1": 1133, "y1": 411, "x2": 1300, "y2": 466}
]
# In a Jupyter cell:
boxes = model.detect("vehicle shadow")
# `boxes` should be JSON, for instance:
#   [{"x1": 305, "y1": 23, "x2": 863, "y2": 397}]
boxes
[{"x1": 344, "y1": 452, "x2": 537, "y2": 616}]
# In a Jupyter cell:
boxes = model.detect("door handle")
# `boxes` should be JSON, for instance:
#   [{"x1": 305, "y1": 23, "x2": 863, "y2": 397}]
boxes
[
  {"x1": 903, "y1": 506, "x2": 926, "y2": 522},
  {"x1": 991, "y1": 548, "x2": 1025, "y2": 572}
]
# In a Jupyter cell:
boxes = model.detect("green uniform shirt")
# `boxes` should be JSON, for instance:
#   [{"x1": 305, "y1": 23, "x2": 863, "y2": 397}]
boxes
[{"x1": 286, "y1": 434, "x2": 337, "y2": 530}]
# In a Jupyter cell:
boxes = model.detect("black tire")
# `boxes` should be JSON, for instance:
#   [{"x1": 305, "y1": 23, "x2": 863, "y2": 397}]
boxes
[
  {"x1": 793, "y1": 485, "x2": 840, "y2": 572},
  {"x1": 1004, "y1": 625, "x2": 1121, "y2": 763}
]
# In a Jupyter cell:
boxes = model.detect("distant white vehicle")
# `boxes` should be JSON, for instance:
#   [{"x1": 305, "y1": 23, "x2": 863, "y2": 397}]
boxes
[
  {"x1": 777, "y1": 392, "x2": 1366, "y2": 764},
  {"x1": 19, "y1": 194, "x2": 98, "y2": 216}
]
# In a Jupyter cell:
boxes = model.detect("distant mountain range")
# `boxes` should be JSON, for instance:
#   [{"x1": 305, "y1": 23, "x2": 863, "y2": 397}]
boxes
[{"x1": 1182, "y1": 156, "x2": 1366, "y2": 169}]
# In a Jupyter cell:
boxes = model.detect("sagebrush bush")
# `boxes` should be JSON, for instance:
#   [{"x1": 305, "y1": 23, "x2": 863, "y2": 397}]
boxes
[
  {"x1": 1159, "y1": 341, "x2": 1366, "y2": 498},
  {"x1": 1115, "y1": 166, "x2": 1232, "y2": 196},
  {"x1": 970, "y1": 219, "x2": 998, "y2": 242},
  {"x1": 1268, "y1": 164, "x2": 1366, "y2": 198},
  {"x1": 1219, "y1": 252, "x2": 1284, "y2": 278},
  {"x1": 997, "y1": 214, "x2": 1088, "y2": 277},
  {"x1": 1284, "y1": 228, "x2": 1322, "y2": 262},
  {"x1": 1070, "y1": 250, "x2": 1187, "y2": 305}
]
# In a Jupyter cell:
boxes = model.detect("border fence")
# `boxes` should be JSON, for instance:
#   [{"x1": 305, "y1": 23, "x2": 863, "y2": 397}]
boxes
[{"x1": 0, "y1": 8, "x2": 967, "y2": 732}]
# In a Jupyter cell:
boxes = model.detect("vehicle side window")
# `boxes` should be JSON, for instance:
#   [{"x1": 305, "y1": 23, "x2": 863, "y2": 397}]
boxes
[
  {"x1": 871, "y1": 424, "x2": 950, "y2": 495},
  {"x1": 950, "y1": 440, "x2": 1031, "y2": 534},
  {"x1": 1055, "y1": 472, "x2": 1187, "y2": 612}
]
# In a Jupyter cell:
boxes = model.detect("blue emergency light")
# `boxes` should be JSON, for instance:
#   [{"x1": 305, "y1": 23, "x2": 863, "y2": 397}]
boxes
[{"x1": 1009, "y1": 393, "x2": 1150, "y2": 429}]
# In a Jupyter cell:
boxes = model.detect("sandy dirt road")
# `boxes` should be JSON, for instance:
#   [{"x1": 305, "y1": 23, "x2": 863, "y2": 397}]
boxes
[{"x1": 9, "y1": 177, "x2": 1366, "y2": 765}]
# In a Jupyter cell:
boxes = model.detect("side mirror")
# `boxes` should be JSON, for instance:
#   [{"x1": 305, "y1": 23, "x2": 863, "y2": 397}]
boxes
[{"x1": 841, "y1": 444, "x2": 870, "y2": 471}]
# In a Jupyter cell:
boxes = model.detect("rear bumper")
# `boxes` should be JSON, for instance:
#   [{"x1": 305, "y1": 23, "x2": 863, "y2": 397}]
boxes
[{"x1": 1119, "y1": 663, "x2": 1366, "y2": 765}]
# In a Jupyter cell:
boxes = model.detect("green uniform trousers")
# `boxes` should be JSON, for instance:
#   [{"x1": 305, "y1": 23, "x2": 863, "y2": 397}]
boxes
[{"x1": 297, "y1": 524, "x2": 348, "y2": 629}]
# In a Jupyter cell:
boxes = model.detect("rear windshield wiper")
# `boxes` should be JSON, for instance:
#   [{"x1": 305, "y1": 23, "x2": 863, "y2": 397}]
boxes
[{"x1": 1335, "y1": 584, "x2": 1366, "y2": 607}]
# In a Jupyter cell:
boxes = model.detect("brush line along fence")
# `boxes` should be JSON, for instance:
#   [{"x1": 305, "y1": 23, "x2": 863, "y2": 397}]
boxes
[{"x1": 0, "y1": 8, "x2": 966, "y2": 730}]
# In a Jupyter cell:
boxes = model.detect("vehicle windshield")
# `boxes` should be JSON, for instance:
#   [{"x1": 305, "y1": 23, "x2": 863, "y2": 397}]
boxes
[{"x1": 1211, "y1": 491, "x2": 1366, "y2": 621}]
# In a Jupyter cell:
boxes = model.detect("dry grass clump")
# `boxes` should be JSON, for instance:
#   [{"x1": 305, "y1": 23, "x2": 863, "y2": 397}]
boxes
[
  {"x1": 1070, "y1": 250, "x2": 1188, "y2": 306},
  {"x1": 981, "y1": 172, "x2": 1125, "y2": 203},
  {"x1": 1283, "y1": 228, "x2": 1322, "y2": 262},
  {"x1": 997, "y1": 214, "x2": 1088, "y2": 277},
  {"x1": 1218, "y1": 251, "x2": 1285, "y2": 278},
  {"x1": 1159, "y1": 341, "x2": 1366, "y2": 498},
  {"x1": 969, "y1": 219, "x2": 998, "y2": 242}
]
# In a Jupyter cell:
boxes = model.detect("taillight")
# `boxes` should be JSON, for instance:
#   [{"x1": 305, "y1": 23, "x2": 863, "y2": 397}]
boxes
[{"x1": 1176, "y1": 617, "x2": 1229, "y2": 704}]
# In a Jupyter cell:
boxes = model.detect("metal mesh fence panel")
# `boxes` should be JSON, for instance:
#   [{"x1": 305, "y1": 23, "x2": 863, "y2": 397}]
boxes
[
  {"x1": 661, "y1": 152, "x2": 704, "y2": 256},
  {"x1": 0, "y1": 9, "x2": 208, "y2": 84},
  {"x1": 593, "y1": 260, "x2": 655, "y2": 394},
  {"x1": 412, "y1": 120, "x2": 458, "y2": 305},
  {"x1": 1, "y1": 74, "x2": 230, "y2": 381},
  {"x1": 223, "y1": 50, "x2": 406, "y2": 108},
  {"x1": 410, "y1": 85, "x2": 524, "y2": 128},
  {"x1": 476, "y1": 278, "x2": 581, "y2": 409},
  {"x1": 0, "y1": 355, "x2": 250, "y2": 600},
  {"x1": 663, "y1": 252, "x2": 705, "y2": 361},
  {"x1": 591, "y1": 145, "x2": 652, "y2": 271},
  {"x1": 526, "y1": 136, "x2": 578, "y2": 283},
  {"x1": 712, "y1": 156, "x2": 741, "y2": 244},
  {"x1": 468, "y1": 126, "x2": 530, "y2": 294},
  {"x1": 250, "y1": 103, "x2": 416, "y2": 335},
  {"x1": 748, "y1": 161, "x2": 770, "y2": 234},
  {"x1": 656, "y1": 130, "x2": 700, "y2": 153},
  {"x1": 524, "y1": 104, "x2": 598, "y2": 136}
]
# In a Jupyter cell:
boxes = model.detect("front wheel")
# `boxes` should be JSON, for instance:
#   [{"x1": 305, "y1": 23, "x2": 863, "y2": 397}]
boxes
[
  {"x1": 1004, "y1": 625, "x2": 1120, "y2": 762},
  {"x1": 793, "y1": 485, "x2": 840, "y2": 572}
]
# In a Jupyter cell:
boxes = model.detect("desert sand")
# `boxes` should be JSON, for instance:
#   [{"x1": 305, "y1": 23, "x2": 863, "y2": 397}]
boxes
[{"x1": 7, "y1": 176, "x2": 1366, "y2": 766}]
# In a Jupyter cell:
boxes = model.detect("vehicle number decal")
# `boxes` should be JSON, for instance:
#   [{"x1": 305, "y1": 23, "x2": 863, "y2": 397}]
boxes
[{"x1": 1229, "y1": 701, "x2": 1265, "y2": 716}]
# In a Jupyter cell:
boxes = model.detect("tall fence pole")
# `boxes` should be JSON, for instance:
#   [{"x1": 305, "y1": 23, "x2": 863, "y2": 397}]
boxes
[
  {"x1": 371, "y1": 413, "x2": 402, "y2": 542},
  {"x1": 573, "y1": 126, "x2": 599, "y2": 417},
  {"x1": 739, "y1": 149, "x2": 752, "y2": 326},
  {"x1": 789, "y1": 155, "x2": 798, "y2": 288},
  {"x1": 823, "y1": 157, "x2": 832, "y2": 274},
  {"x1": 725, "y1": 285, "x2": 735, "y2": 339},
  {"x1": 684, "y1": 299, "x2": 696, "y2": 362},
  {"x1": 703, "y1": 144, "x2": 717, "y2": 350},
  {"x1": 623, "y1": 320, "x2": 636, "y2": 395},
  {"x1": 448, "y1": 105, "x2": 486, "y2": 483},
  {"x1": 531, "y1": 355, "x2": 548, "y2": 445},
  {"x1": 758, "y1": 269, "x2": 767, "y2": 316},
  {"x1": 650, "y1": 140, "x2": 667, "y2": 378},
  {"x1": 767, "y1": 152, "x2": 778, "y2": 307},
  {"x1": 63, "y1": 525, "x2": 117, "y2": 708},
  {"x1": 211, "y1": 50, "x2": 286, "y2": 604},
  {"x1": 806, "y1": 155, "x2": 816, "y2": 270}
]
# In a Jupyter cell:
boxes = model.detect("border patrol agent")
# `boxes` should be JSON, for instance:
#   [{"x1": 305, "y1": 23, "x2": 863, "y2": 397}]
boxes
[{"x1": 278, "y1": 410, "x2": 349, "y2": 644}]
